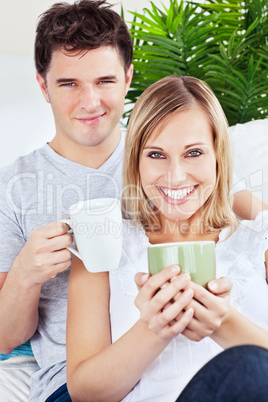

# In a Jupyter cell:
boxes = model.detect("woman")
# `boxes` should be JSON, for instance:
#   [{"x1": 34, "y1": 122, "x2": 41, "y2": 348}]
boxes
[{"x1": 66, "y1": 76, "x2": 268, "y2": 401}]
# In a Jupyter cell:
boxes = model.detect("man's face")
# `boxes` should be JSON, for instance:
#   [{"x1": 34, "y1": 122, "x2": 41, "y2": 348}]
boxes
[{"x1": 37, "y1": 46, "x2": 133, "y2": 164}]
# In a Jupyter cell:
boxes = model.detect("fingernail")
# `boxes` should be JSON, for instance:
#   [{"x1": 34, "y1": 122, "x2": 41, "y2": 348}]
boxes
[
  {"x1": 141, "y1": 273, "x2": 150, "y2": 284},
  {"x1": 180, "y1": 273, "x2": 191, "y2": 284},
  {"x1": 170, "y1": 265, "x2": 180, "y2": 274},
  {"x1": 183, "y1": 288, "x2": 193, "y2": 299},
  {"x1": 185, "y1": 308, "x2": 194, "y2": 317},
  {"x1": 209, "y1": 280, "x2": 218, "y2": 291},
  {"x1": 160, "y1": 283, "x2": 168, "y2": 289}
]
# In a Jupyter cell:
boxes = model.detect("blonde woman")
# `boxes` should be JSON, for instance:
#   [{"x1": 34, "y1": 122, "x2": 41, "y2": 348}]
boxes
[{"x1": 67, "y1": 76, "x2": 268, "y2": 401}]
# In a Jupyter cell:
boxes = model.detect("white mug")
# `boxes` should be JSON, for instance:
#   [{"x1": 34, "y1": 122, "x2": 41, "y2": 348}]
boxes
[{"x1": 62, "y1": 198, "x2": 123, "y2": 273}]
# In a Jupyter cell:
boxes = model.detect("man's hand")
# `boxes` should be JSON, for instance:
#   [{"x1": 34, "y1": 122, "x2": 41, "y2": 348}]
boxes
[{"x1": 12, "y1": 221, "x2": 73, "y2": 286}]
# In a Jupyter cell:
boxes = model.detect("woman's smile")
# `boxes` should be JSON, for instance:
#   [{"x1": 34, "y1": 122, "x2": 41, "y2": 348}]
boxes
[{"x1": 156, "y1": 184, "x2": 199, "y2": 205}]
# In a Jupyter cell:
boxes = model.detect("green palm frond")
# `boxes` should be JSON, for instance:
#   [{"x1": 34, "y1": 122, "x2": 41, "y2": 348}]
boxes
[
  {"x1": 125, "y1": 0, "x2": 268, "y2": 124},
  {"x1": 206, "y1": 56, "x2": 267, "y2": 124}
]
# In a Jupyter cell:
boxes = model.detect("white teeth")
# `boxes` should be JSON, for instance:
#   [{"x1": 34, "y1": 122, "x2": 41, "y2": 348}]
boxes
[{"x1": 162, "y1": 186, "x2": 195, "y2": 200}]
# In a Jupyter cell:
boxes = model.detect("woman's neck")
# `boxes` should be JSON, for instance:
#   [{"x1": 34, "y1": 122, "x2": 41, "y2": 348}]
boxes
[{"x1": 147, "y1": 212, "x2": 220, "y2": 244}]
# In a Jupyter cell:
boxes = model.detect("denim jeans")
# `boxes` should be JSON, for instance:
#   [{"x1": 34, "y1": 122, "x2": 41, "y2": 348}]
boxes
[
  {"x1": 177, "y1": 345, "x2": 268, "y2": 402},
  {"x1": 46, "y1": 383, "x2": 72, "y2": 402}
]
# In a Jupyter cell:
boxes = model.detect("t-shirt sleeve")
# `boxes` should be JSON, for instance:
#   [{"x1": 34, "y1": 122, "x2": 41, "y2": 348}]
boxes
[{"x1": 0, "y1": 180, "x2": 26, "y2": 272}]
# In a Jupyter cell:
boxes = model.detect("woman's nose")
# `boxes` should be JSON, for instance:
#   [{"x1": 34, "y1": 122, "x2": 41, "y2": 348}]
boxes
[{"x1": 164, "y1": 161, "x2": 187, "y2": 186}]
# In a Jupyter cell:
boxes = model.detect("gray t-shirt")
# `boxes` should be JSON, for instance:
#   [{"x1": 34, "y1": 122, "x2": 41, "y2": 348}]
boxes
[{"x1": 0, "y1": 130, "x2": 125, "y2": 401}]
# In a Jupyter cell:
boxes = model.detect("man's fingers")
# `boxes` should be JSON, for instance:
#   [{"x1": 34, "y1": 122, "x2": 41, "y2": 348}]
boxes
[{"x1": 34, "y1": 221, "x2": 71, "y2": 240}]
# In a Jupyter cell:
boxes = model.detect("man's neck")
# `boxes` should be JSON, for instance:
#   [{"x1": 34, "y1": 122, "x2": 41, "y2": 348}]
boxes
[{"x1": 49, "y1": 128, "x2": 121, "y2": 169}]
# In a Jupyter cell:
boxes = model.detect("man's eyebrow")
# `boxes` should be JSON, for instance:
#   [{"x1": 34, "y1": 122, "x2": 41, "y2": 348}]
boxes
[
  {"x1": 55, "y1": 75, "x2": 118, "y2": 84},
  {"x1": 97, "y1": 75, "x2": 118, "y2": 81},
  {"x1": 56, "y1": 78, "x2": 78, "y2": 84}
]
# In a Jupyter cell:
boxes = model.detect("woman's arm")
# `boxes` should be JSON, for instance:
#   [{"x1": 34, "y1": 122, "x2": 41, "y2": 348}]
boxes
[
  {"x1": 233, "y1": 190, "x2": 268, "y2": 220},
  {"x1": 211, "y1": 307, "x2": 268, "y2": 349},
  {"x1": 180, "y1": 280, "x2": 268, "y2": 349},
  {"x1": 66, "y1": 261, "x2": 194, "y2": 402}
]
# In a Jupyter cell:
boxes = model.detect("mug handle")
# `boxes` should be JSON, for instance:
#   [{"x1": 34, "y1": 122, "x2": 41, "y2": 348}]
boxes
[{"x1": 60, "y1": 218, "x2": 82, "y2": 261}]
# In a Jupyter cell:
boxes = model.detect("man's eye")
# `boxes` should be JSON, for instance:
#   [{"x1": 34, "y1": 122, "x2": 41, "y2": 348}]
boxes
[
  {"x1": 61, "y1": 82, "x2": 75, "y2": 87},
  {"x1": 148, "y1": 152, "x2": 165, "y2": 159},
  {"x1": 187, "y1": 150, "x2": 202, "y2": 158},
  {"x1": 99, "y1": 80, "x2": 115, "y2": 85}
]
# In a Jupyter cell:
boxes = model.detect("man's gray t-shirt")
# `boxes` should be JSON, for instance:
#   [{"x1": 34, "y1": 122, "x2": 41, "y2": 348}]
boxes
[{"x1": 0, "y1": 131, "x2": 125, "y2": 401}]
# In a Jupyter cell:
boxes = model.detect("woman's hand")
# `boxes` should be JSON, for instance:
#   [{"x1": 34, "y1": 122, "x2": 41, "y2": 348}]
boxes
[
  {"x1": 181, "y1": 277, "x2": 232, "y2": 342},
  {"x1": 134, "y1": 265, "x2": 194, "y2": 341}
]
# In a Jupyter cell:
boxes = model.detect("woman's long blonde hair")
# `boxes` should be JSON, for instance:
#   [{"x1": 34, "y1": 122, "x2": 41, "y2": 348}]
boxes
[{"x1": 122, "y1": 75, "x2": 237, "y2": 233}]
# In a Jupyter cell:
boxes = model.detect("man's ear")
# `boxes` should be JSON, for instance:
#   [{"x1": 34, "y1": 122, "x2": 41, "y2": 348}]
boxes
[
  {"x1": 125, "y1": 64, "x2": 133, "y2": 96},
  {"x1": 36, "y1": 72, "x2": 50, "y2": 103}
]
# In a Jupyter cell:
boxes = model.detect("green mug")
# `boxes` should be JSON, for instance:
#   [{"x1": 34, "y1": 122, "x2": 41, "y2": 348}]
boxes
[{"x1": 147, "y1": 241, "x2": 216, "y2": 288}]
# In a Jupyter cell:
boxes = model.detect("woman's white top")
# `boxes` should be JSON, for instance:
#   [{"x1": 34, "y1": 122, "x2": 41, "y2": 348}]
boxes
[{"x1": 109, "y1": 211, "x2": 268, "y2": 402}]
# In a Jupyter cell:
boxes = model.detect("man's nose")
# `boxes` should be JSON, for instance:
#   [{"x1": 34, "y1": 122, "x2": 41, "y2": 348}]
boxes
[{"x1": 79, "y1": 85, "x2": 101, "y2": 111}]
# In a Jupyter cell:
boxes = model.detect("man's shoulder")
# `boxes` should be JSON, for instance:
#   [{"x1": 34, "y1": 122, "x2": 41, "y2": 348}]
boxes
[{"x1": 0, "y1": 145, "x2": 48, "y2": 179}]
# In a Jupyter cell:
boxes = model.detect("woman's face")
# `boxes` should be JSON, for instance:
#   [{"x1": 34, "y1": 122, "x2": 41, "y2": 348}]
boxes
[{"x1": 139, "y1": 107, "x2": 217, "y2": 223}]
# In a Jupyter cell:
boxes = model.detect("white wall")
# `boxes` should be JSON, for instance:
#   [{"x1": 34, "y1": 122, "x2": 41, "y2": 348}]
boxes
[{"x1": 1, "y1": 0, "x2": 151, "y2": 58}]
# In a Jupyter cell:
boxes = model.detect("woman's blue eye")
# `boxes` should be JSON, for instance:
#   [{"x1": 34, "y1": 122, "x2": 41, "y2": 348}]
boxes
[
  {"x1": 148, "y1": 152, "x2": 164, "y2": 159},
  {"x1": 187, "y1": 150, "x2": 202, "y2": 157}
]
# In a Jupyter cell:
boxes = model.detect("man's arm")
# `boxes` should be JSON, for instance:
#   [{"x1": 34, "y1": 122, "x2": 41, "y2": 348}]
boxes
[
  {"x1": 0, "y1": 222, "x2": 72, "y2": 354},
  {"x1": 233, "y1": 190, "x2": 268, "y2": 220}
]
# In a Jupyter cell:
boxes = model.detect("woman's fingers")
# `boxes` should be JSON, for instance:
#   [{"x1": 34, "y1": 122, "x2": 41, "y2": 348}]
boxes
[
  {"x1": 134, "y1": 266, "x2": 196, "y2": 339},
  {"x1": 137, "y1": 273, "x2": 191, "y2": 320},
  {"x1": 134, "y1": 273, "x2": 151, "y2": 291},
  {"x1": 161, "y1": 308, "x2": 194, "y2": 339},
  {"x1": 148, "y1": 291, "x2": 195, "y2": 338},
  {"x1": 181, "y1": 278, "x2": 232, "y2": 340},
  {"x1": 135, "y1": 265, "x2": 181, "y2": 307},
  {"x1": 207, "y1": 277, "x2": 233, "y2": 296}
]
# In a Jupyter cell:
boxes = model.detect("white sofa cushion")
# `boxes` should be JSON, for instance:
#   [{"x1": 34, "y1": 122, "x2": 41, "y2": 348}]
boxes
[{"x1": 229, "y1": 119, "x2": 268, "y2": 204}]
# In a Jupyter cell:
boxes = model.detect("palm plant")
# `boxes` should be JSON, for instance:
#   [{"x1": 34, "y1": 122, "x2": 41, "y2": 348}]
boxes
[{"x1": 125, "y1": 0, "x2": 268, "y2": 125}]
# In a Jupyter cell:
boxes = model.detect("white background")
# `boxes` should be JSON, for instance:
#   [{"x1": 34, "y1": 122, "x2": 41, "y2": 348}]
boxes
[{"x1": 1, "y1": 0, "x2": 154, "y2": 57}]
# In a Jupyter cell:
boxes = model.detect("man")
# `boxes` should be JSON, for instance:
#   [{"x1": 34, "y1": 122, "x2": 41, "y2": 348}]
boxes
[{"x1": 0, "y1": 1, "x2": 133, "y2": 400}]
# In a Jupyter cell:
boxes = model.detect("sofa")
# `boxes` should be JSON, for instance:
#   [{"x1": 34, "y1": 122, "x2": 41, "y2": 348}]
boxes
[{"x1": 0, "y1": 53, "x2": 267, "y2": 204}]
